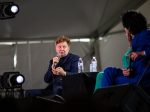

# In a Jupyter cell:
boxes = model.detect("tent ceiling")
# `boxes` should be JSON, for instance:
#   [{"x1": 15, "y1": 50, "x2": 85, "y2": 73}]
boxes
[{"x1": 0, "y1": 0, "x2": 147, "y2": 41}]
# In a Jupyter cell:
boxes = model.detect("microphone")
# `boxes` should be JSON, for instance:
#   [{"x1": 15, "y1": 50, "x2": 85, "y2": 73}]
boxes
[
  {"x1": 53, "y1": 62, "x2": 58, "y2": 68},
  {"x1": 52, "y1": 55, "x2": 60, "y2": 68}
]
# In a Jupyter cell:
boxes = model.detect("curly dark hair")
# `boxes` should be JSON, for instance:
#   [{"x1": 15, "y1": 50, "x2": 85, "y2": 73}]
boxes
[{"x1": 121, "y1": 10, "x2": 147, "y2": 35}]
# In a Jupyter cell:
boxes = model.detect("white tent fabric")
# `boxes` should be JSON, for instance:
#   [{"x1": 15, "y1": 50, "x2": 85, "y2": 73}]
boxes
[{"x1": 0, "y1": 0, "x2": 147, "y2": 40}]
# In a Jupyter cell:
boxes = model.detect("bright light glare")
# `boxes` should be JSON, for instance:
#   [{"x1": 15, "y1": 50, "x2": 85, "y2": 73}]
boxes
[
  {"x1": 16, "y1": 76, "x2": 24, "y2": 83},
  {"x1": 71, "y1": 38, "x2": 90, "y2": 42},
  {"x1": 11, "y1": 5, "x2": 19, "y2": 13},
  {"x1": 14, "y1": 53, "x2": 17, "y2": 68},
  {"x1": 99, "y1": 37, "x2": 103, "y2": 40}
]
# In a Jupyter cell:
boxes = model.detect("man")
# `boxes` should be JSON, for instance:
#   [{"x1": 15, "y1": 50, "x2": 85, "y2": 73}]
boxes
[
  {"x1": 101, "y1": 10, "x2": 150, "y2": 91},
  {"x1": 44, "y1": 35, "x2": 80, "y2": 96}
]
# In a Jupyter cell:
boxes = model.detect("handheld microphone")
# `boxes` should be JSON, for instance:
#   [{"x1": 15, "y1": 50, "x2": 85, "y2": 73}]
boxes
[
  {"x1": 53, "y1": 62, "x2": 58, "y2": 68},
  {"x1": 52, "y1": 55, "x2": 60, "y2": 68}
]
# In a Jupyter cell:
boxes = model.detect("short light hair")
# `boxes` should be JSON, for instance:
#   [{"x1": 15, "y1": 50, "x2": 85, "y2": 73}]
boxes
[{"x1": 55, "y1": 35, "x2": 71, "y2": 46}]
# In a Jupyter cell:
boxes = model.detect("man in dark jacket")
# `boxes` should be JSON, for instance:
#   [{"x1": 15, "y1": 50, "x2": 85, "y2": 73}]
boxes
[{"x1": 44, "y1": 35, "x2": 80, "y2": 96}]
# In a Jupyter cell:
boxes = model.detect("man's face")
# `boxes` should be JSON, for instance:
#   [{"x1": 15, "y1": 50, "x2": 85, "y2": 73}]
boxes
[{"x1": 55, "y1": 41, "x2": 70, "y2": 57}]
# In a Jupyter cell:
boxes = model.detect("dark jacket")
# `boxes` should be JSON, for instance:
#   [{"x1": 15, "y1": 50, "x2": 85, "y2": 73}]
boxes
[
  {"x1": 44, "y1": 53, "x2": 80, "y2": 95},
  {"x1": 131, "y1": 29, "x2": 150, "y2": 89}
]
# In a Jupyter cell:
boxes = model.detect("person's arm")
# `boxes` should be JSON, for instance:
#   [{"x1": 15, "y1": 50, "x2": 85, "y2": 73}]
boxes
[
  {"x1": 131, "y1": 32, "x2": 150, "y2": 60},
  {"x1": 66, "y1": 58, "x2": 79, "y2": 75},
  {"x1": 54, "y1": 67, "x2": 67, "y2": 76},
  {"x1": 44, "y1": 60, "x2": 53, "y2": 83},
  {"x1": 64, "y1": 54, "x2": 79, "y2": 75},
  {"x1": 51, "y1": 54, "x2": 79, "y2": 76},
  {"x1": 129, "y1": 51, "x2": 147, "y2": 61},
  {"x1": 144, "y1": 48, "x2": 150, "y2": 57}
]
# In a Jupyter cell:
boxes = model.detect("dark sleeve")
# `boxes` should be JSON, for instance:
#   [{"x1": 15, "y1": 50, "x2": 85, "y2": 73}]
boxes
[
  {"x1": 133, "y1": 34, "x2": 150, "y2": 57},
  {"x1": 44, "y1": 60, "x2": 53, "y2": 83},
  {"x1": 66, "y1": 55, "x2": 80, "y2": 75},
  {"x1": 144, "y1": 47, "x2": 150, "y2": 57},
  {"x1": 139, "y1": 38, "x2": 150, "y2": 57}
]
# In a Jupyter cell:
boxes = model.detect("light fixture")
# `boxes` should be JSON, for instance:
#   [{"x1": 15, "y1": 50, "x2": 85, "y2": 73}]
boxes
[
  {"x1": 0, "y1": 2, "x2": 19, "y2": 19},
  {"x1": 9, "y1": 74, "x2": 25, "y2": 88},
  {"x1": 1, "y1": 72, "x2": 25, "y2": 89}
]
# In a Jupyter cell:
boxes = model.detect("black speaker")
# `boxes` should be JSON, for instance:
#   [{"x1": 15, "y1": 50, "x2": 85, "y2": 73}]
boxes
[
  {"x1": 62, "y1": 72, "x2": 98, "y2": 102},
  {"x1": 62, "y1": 73, "x2": 89, "y2": 102},
  {"x1": 92, "y1": 84, "x2": 150, "y2": 112}
]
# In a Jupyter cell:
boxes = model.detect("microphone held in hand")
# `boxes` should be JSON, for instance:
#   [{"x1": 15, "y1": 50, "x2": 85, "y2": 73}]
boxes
[
  {"x1": 52, "y1": 55, "x2": 60, "y2": 68},
  {"x1": 53, "y1": 62, "x2": 58, "y2": 68}
]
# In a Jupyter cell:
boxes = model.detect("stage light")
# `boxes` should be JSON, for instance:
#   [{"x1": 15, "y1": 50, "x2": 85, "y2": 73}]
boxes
[
  {"x1": 10, "y1": 74, "x2": 25, "y2": 87},
  {"x1": 1, "y1": 72, "x2": 25, "y2": 89},
  {"x1": 4, "y1": 3, "x2": 19, "y2": 15},
  {"x1": 0, "y1": 2, "x2": 19, "y2": 19}
]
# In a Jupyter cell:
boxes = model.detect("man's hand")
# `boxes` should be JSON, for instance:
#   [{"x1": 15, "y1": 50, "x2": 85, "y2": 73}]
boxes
[
  {"x1": 52, "y1": 56, "x2": 60, "y2": 66},
  {"x1": 52, "y1": 67, "x2": 66, "y2": 76}
]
